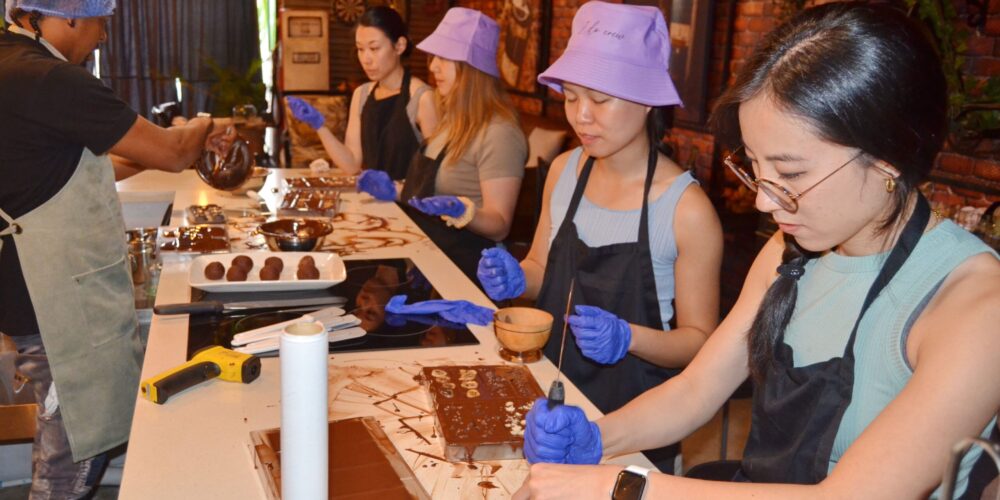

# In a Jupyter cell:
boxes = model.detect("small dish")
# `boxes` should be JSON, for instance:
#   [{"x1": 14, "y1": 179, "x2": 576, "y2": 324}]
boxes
[
  {"x1": 255, "y1": 219, "x2": 333, "y2": 252},
  {"x1": 188, "y1": 251, "x2": 346, "y2": 292}
]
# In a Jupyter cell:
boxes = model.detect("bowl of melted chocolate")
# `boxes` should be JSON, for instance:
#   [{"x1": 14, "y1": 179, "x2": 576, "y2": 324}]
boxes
[{"x1": 255, "y1": 218, "x2": 333, "y2": 252}]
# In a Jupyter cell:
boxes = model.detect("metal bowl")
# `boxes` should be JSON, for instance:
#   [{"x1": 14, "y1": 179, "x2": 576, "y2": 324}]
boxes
[
  {"x1": 255, "y1": 219, "x2": 333, "y2": 252},
  {"x1": 195, "y1": 137, "x2": 254, "y2": 191}
]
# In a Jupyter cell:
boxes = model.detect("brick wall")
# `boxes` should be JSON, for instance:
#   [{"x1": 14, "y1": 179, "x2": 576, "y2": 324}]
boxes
[{"x1": 453, "y1": 0, "x2": 999, "y2": 210}]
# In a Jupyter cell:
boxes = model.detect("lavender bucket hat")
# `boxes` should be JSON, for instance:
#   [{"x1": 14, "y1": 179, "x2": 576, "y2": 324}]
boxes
[
  {"x1": 9, "y1": 0, "x2": 115, "y2": 18},
  {"x1": 538, "y1": 1, "x2": 682, "y2": 107},
  {"x1": 416, "y1": 7, "x2": 500, "y2": 78}
]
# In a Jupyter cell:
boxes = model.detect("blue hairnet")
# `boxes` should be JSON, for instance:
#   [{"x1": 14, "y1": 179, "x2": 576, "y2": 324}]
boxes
[{"x1": 9, "y1": 0, "x2": 114, "y2": 18}]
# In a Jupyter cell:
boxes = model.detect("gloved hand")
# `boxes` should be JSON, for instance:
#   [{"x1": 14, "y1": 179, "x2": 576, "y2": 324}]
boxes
[
  {"x1": 567, "y1": 305, "x2": 632, "y2": 364},
  {"x1": 477, "y1": 247, "x2": 525, "y2": 301},
  {"x1": 523, "y1": 398, "x2": 602, "y2": 464},
  {"x1": 384, "y1": 295, "x2": 494, "y2": 326},
  {"x1": 286, "y1": 96, "x2": 325, "y2": 130},
  {"x1": 357, "y1": 170, "x2": 397, "y2": 201},
  {"x1": 407, "y1": 196, "x2": 466, "y2": 218}
]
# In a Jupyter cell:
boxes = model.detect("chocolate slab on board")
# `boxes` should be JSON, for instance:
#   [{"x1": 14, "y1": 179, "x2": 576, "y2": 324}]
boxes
[
  {"x1": 250, "y1": 416, "x2": 429, "y2": 499},
  {"x1": 421, "y1": 365, "x2": 544, "y2": 462}
]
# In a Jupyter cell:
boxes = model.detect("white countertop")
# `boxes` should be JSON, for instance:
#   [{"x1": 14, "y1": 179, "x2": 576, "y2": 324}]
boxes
[{"x1": 116, "y1": 169, "x2": 652, "y2": 499}]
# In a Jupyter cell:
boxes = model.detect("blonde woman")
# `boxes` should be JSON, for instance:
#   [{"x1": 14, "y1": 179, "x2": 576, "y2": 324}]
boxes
[{"x1": 367, "y1": 7, "x2": 527, "y2": 282}]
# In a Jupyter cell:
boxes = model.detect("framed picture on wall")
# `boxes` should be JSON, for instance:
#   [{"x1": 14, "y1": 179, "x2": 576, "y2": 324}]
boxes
[
  {"x1": 627, "y1": 0, "x2": 714, "y2": 126},
  {"x1": 497, "y1": 0, "x2": 549, "y2": 95}
]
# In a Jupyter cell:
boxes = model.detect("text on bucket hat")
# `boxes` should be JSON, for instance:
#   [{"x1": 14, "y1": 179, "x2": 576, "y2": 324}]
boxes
[
  {"x1": 416, "y1": 7, "x2": 500, "y2": 78},
  {"x1": 537, "y1": 1, "x2": 682, "y2": 107},
  {"x1": 9, "y1": 0, "x2": 114, "y2": 18}
]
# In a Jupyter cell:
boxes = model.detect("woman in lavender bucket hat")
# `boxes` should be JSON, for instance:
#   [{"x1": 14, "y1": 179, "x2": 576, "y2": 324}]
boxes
[
  {"x1": 475, "y1": 0, "x2": 723, "y2": 473},
  {"x1": 389, "y1": 7, "x2": 527, "y2": 283}
]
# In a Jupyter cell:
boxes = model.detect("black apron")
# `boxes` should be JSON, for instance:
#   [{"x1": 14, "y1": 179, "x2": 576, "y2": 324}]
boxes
[
  {"x1": 360, "y1": 69, "x2": 421, "y2": 181},
  {"x1": 536, "y1": 146, "x2": 680, "y2": 471},
  {"x1": 400, "y1": 145, "x2": 495, "y2": 284},
  {"x1": 741, "y1": 195, "x2": 932, "y2": 484}
]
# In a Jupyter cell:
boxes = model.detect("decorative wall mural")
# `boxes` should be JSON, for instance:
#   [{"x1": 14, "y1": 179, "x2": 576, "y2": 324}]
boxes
[{"x1": 497, "y1": 0, "x2": 545, "y2": 94}]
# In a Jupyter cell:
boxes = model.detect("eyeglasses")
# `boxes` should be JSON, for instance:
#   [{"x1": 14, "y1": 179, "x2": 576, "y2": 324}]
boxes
[{"x1": 723, "y1": 146, "x2": 864, "y2": 213}]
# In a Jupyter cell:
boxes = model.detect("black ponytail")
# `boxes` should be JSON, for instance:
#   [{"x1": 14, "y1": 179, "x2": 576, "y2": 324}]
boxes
[
  {"x1": 646, "y1": 105, "x2": 674, "y2": 157},
  {"x1": 747, "y1": 235, "x2": 815, "y2": 381}
]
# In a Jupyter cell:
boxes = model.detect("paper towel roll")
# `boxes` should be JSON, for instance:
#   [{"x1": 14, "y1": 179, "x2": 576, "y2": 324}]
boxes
[{"x1": 280, "y1": 321, "x2": 329, "y2": 500}]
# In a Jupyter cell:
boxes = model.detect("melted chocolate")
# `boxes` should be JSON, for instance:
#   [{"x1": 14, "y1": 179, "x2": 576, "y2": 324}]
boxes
[{"x1": 423, "y1": 366, "x2": 543, "y2": 461}]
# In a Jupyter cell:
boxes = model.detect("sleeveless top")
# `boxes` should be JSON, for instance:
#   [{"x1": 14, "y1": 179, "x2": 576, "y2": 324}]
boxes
[
  {"x1": 548, "y1": 147, "x2": 697, "y2": 329},
  {"x1": 784, "y1": 220, "x2": 998, "y2": 497},
  {"x1": 357, "y1": 80, "x2": 427, "y2": 141}
]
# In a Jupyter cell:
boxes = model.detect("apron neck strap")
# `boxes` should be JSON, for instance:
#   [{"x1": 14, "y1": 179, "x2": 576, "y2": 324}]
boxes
[
  {"x1": 842, "y1": 194, "x2": 931, "y2": 356},
  {"x1": 564, "y1": 145, "x2": 659, "y2": 243}
]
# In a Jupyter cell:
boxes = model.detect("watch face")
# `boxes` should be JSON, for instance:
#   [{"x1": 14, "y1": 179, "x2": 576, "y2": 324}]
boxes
[{"x1": 611, "y1": 470, "x2": 646, "y2": 500}]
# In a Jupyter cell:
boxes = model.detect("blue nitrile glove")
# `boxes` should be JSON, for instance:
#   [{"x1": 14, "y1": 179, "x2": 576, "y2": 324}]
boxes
[
  {"x1": 523, "y1": 398, "x2": 602, "y2": 465},
  {"x1": 385, "y1": 312, "x2": 466, "y2": 330},
  {"x1": 476, "y1": 247, "x2": 525, "y2": 301},
  {"x1": 286, "y1": 96, "x2": 325, "y2": 130},
  {"x1": 357, "y1": 170, "x2": 397, "y2": 201},
  {"x1": 408, "y1": 196, "x2": 466, "y2": 218},
  {"x1": 384, "y1": 295, "x2": 494, "y2": 326},
  {"x1": 567, "y1": 305, "x2": 632, "y2": 364}
]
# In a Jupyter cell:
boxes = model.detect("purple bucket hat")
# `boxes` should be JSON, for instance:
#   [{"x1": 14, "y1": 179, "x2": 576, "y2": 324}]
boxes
[
  {"x1": 9, "y1": 0, "x2": 115, "y2": 18},
  {"x1": 416, "y1": 7, "x2": 500, "y2": 78},
  {"x1": 538, "y1": 1, "x2": 682, "y2": 107}
]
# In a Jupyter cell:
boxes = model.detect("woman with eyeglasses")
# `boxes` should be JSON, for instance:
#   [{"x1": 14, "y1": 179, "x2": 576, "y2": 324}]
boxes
[
  {"x1": 475, "y1": 1, "x2": 723, "y2": 473},
  {"x1": 515, "y1": 4, "x2": 999, "y2": 499},
  {"x1": 285, "y1": 6, "x2": 437, "y2": 180}
]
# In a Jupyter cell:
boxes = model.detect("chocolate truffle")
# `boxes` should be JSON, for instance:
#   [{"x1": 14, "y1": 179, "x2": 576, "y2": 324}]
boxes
[
  {"x1": 226, "y1": 266, "x2": 248, "y2": 281},
  {"x1": 204, "y1": 262, "x2": 225, "y2": 280},
  {"x1": 232, "y1": 255, "x2": 253, "y2": 271},
  {"x1": 296, "y1": 265, "x2": 320, "y2": 280},
  {"x1": 259, "y1": 266, "x2": 280, "y2": 281},
  {"x1": 298, "y1": 256, "x2": 315, "y2": 269},
  {"x1": 264, "y1": 257, "x2": 284, "y2": 272}
]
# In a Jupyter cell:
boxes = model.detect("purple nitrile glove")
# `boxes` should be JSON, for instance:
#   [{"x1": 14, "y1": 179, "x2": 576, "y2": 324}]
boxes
[
  {"x1": 567, "y1": 305, "x2": 632, "y2": 364},
  {"x1": 476, "y1": 247, "x2": 525, "y2": 301},
  {"x1": 384, "y1": 295, "x2": 494, "y2": 326},
  {"x1": 408, "y1": 196, "x2": 466, "y2": 218},
  {"x1": 523, "y1": 398, "x2": 602, "y2": 465},
  {"x1": 286, "y1": 96, "x2": 325, "y2": 130},
  {"x1": 357, "y1": 170, "x2": 397, "y2": 201}
]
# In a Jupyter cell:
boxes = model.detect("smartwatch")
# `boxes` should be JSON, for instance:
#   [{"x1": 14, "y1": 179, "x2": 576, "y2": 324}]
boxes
[{"x1": 610, "y1": 465, "x2": 650, "y2": 500}]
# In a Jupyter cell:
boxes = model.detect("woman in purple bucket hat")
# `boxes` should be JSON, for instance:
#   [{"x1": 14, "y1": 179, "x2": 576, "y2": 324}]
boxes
[
  {"x1": 475, "y1": 0, "x2": 723, "y2": 473},
  {"x1": 515, "y1": 3, "x2": 999, "y2": 500},
  {"x1": 376, "y1": 7, "x2": 527, "y2": 283}
]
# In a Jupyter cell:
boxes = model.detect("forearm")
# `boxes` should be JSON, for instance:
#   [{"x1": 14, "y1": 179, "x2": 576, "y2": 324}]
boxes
[
  {"x1": 628, "y1": 323, "x2": 710, "y2": 368},
  {"x1": 164, "y1": 119, "x2": 211, "y2": 171},
  {"x1": 646, "y1": 472, "x2": 831, "y2": 500},
  {"x1": 464, "y1": 206, "x2": 512, "y2": 241},
  {"x1": 521, "y1": 259, "x2": 545, "y2": 300},
  {"x1": 598, "y1": 374, "x2": 716, "y2": 456},
  {"x1": 317, "y1": 127, "x2": 361, "y2": 174},
  {"x1": 110, "y1": 154, "x2": 144, "y2": 181}
]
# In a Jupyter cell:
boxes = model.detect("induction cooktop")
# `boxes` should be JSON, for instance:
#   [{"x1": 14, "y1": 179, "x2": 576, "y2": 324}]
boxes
[{"x1": 185, "y1": 258, "x2": 480, "y2": 358}]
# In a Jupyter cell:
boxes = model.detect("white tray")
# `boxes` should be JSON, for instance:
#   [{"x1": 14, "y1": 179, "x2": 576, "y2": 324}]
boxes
[{"x1": 188, "y1": 251, "x2": 346, "y2": 292}]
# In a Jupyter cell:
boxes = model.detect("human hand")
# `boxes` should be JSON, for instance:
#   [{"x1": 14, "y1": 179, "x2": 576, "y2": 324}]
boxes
[
  {"x1": 356, "y1": 170, "x2": 397, "y2": 201},
  {"x1": 286, "y1": 96, "x2": 325, "y2": 130},
  {"x1": 567, "y1": 305, "x2": 631, "y2": 364},
  {"x1": 516, "y1": 463, "x2": 623, "y2": 500},
  {"x1": 477, "y1": 247, "x2": 525, "y2": 301},
  {"x1": 524, "y1": 398, "x2": 602, "y2": 464},
  {"x1": 407, "y1": 195, "x2": 466, "y2": 218}
]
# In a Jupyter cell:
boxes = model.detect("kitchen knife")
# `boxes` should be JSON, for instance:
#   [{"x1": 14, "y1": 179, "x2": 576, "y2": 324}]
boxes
[
  {"x1": 153, "y1": 296, "x2": 347, "y2": 316},
  {"x1": 547, "y1": 278, "x2": 574, "y2": 410}
]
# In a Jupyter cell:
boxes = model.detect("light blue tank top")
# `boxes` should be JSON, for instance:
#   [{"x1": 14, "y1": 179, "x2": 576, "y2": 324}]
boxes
[
  {"x1": 548, "y1": 147, "x2": 697, "y2": 329},
  {"x1": 784, "y1": 220, "x2": 998, "y2": 497}
]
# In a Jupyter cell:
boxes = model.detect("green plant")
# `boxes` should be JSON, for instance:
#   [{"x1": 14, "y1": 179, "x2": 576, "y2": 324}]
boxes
[
  {"x1": 900, "y1": 0, "x2": 998, "y2": 156},
  {"x1": 205, "y1": 58, "x2": 267, "y2": 117}
]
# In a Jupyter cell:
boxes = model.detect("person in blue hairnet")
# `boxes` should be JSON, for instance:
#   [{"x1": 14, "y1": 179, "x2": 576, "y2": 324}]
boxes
[{"x1": 0, "y1": 1, "x2": 225, "y2": 496}]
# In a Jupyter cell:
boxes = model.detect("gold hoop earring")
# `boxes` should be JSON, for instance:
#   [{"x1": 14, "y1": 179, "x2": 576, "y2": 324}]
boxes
[{"x1": 885, "y1": 177, "x2": 896, "y2": 193}]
